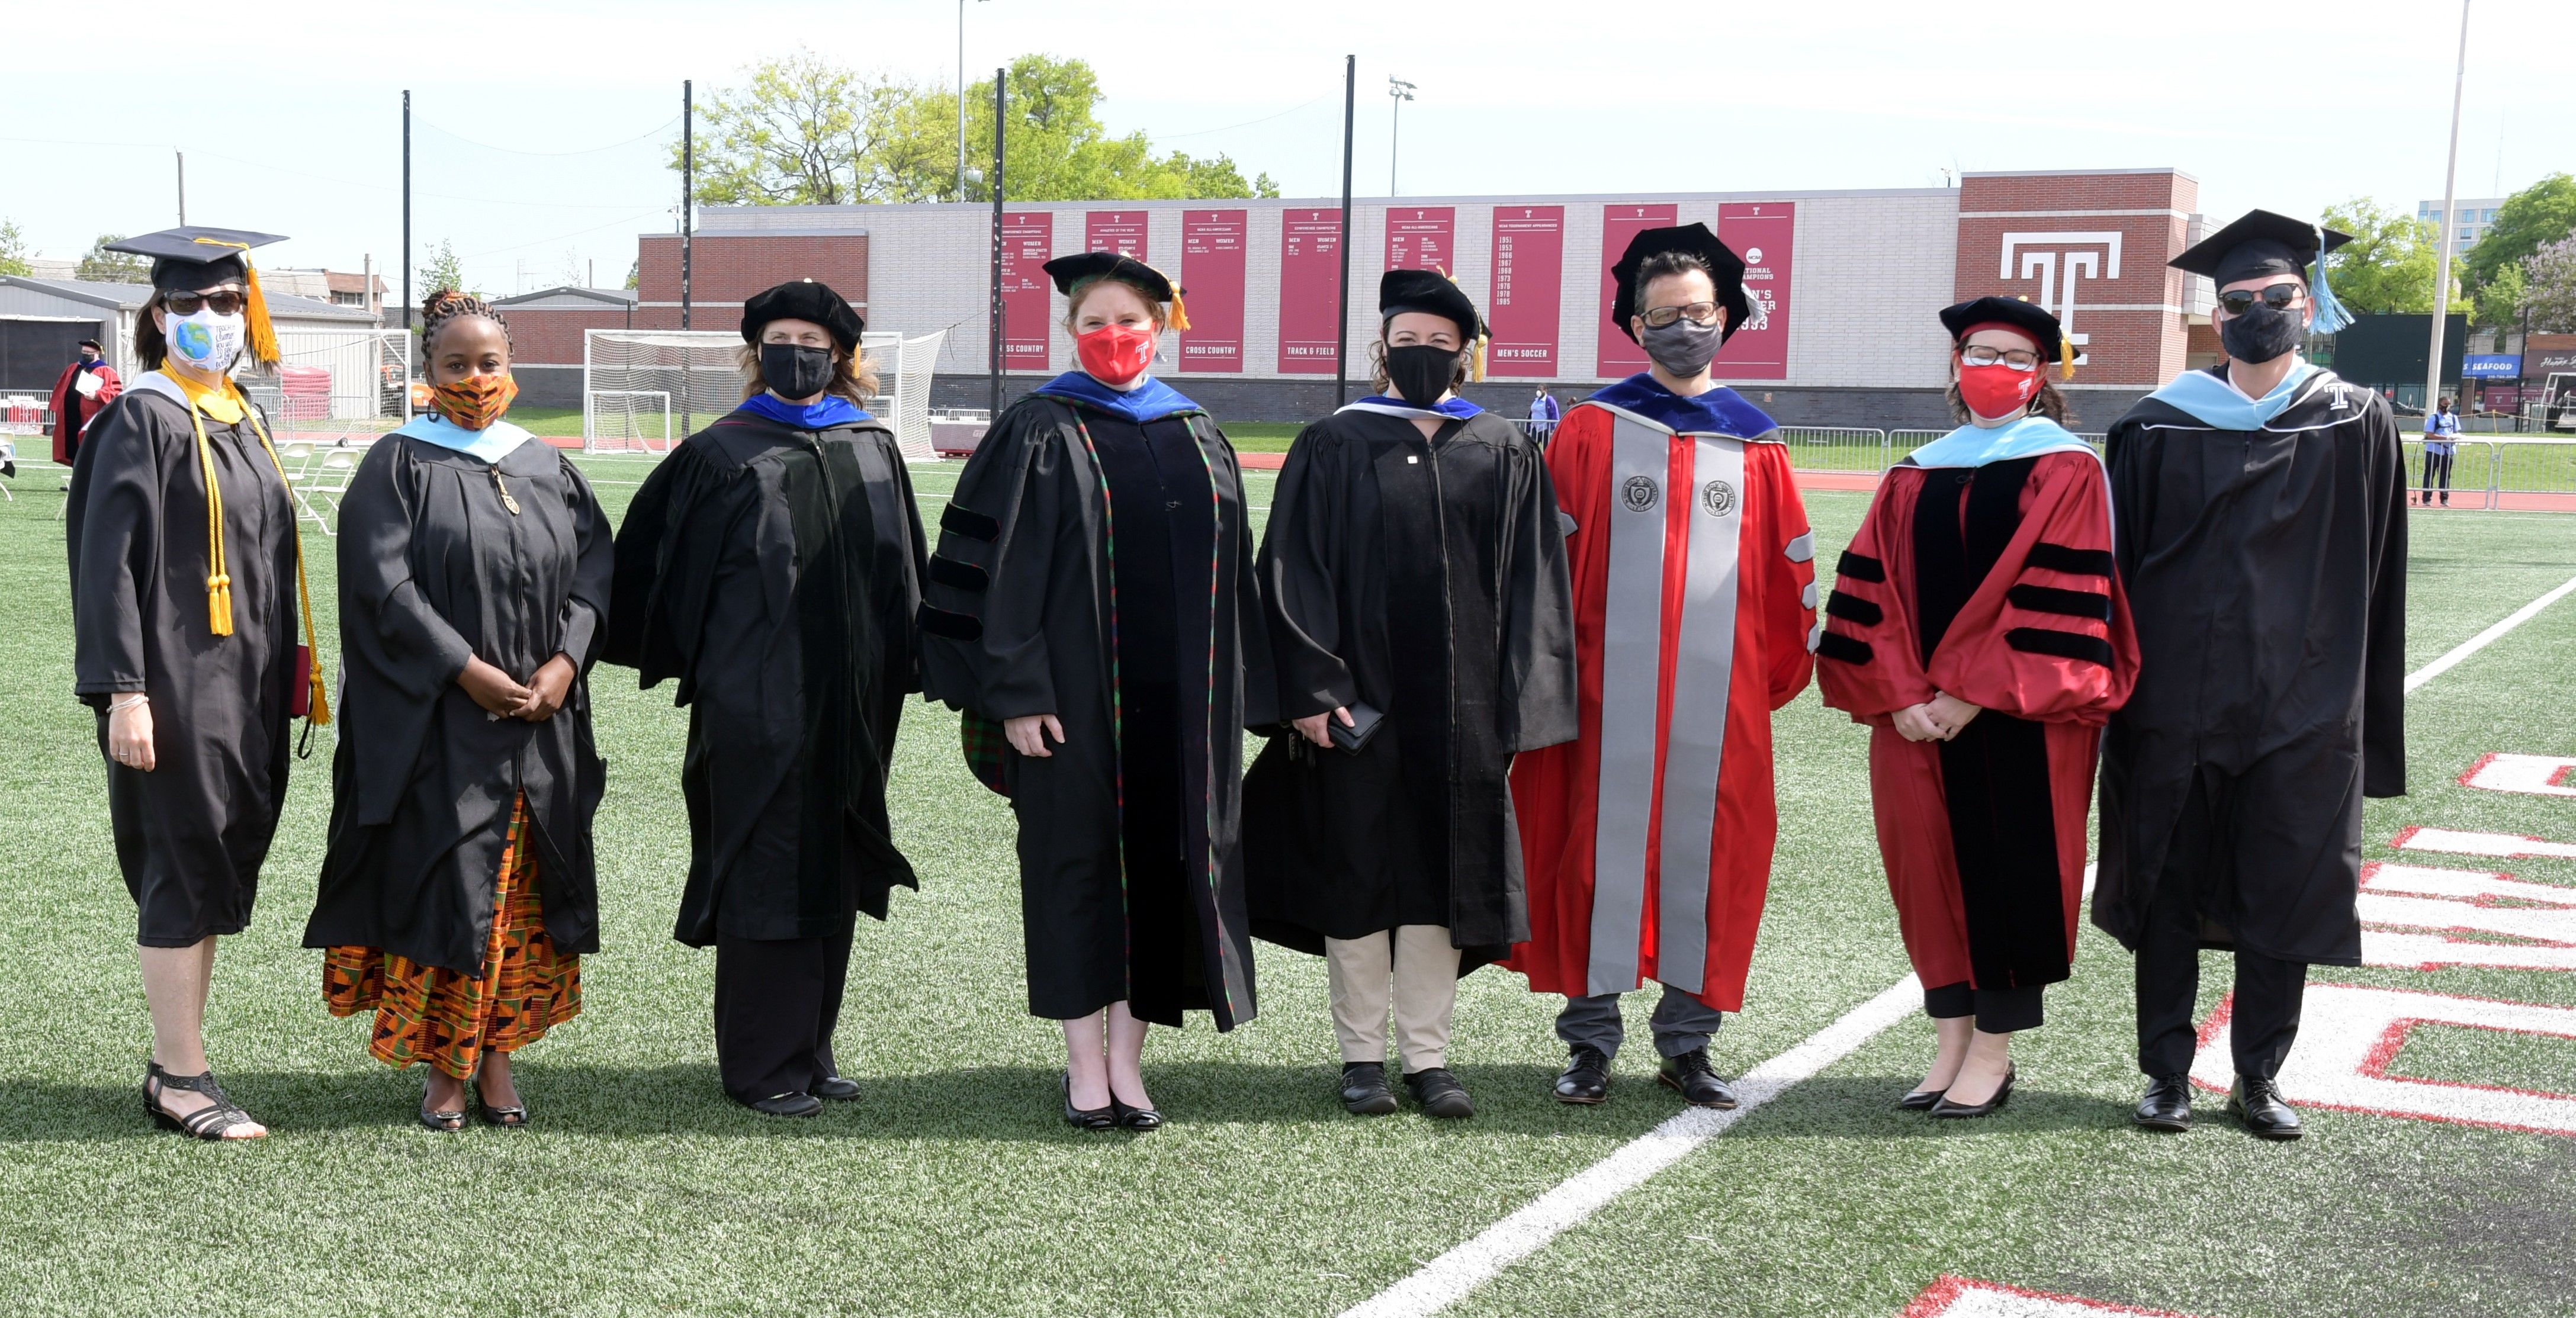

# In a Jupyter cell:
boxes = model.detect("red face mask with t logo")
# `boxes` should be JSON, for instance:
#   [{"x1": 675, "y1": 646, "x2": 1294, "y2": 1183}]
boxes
[
  {"x1": 1077, "y1": 323, "x2": 1157, "y2": 387},
  {"x1": 1955, "y1": 361, "x2": 2040, "y2": 420}
]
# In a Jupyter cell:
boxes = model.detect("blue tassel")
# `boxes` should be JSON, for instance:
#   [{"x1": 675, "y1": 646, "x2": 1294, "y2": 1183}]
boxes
[{"x1": 2308, "y1": 224, "x2": 2355, "y2": 335}]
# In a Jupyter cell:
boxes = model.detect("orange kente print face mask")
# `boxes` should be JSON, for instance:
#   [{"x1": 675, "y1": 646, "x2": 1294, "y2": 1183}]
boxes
[{"x1": 430, "y1": 373, "x2": 519, "y2": 430}]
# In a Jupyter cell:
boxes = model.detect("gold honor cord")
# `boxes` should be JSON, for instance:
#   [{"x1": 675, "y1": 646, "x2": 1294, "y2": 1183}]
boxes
[{"x1": 174, "y1": 375, "x2": 332, "y2": 725}]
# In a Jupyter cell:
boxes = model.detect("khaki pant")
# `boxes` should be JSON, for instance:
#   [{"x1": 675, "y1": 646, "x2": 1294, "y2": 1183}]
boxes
[{"x1": 1325, "y1": 925, "x2": 1462, "y2": 1071}]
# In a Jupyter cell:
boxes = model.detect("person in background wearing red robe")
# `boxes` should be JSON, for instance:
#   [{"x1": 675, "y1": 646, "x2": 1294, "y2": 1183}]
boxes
[
  {"x1": 1508, "y1": 224, "x2": 1817, "y2": 1110},
  {"x1": 49, "y1": 337, "x2": 122, "y2": 465},
  {"x1": 1817, "y1": 297, "x2": 2140, "y2": 1119}
]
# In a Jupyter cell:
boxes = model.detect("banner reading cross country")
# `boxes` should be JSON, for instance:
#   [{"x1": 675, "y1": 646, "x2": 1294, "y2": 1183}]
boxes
[
  {"x1": 1714, "y1": 202, "x2": 1793, "y2": 381},
  {"x1": 1278, "y1": 208, "x2": 1343, "y2": 375},
  {"x1": 1180, "y1": 210, "x2": 1247, "y2": 374},
  {"x1": 1386, "y1": 206, "x2": 1454, "y2": 272},
  {"x1": 1488, "y1": 205, "x2": 1563, "y2": 377},
  {"x1": 1597, "y1": 202, "x2": 1678, "y2": 378},
  {"x1": 1000, "y1": 212, "x2": 1054, "y2": 371}
]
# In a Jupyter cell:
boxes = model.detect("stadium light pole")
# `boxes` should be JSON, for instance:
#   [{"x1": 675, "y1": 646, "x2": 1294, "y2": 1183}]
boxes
[
  {"x1": 1386, "y1": 76, "x2": 1415, "y2": 197},
  {"x1": 1335, "y1": 55, "x2": 1355, "y2": 407},
  {"x1": 401, "y1": 89, "x2": 412, "y2": 419},
  {"x1": 989, "y1": 66, "x2": 1007, "y2": 417},
  {"x1": 2426, "y1": 0, "x2": 2471, "y2": 417},
  {"x1": 958, "y1": 0, "x2": 990, "y2": 203},
  {"x1": 175, "y1": 150, "x2": 185, "y2": 226},
  {"x1": 682, "y1": 78, "x2": 695, "y2": 438}
]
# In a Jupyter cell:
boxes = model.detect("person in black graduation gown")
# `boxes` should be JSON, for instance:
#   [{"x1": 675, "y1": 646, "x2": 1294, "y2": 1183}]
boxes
[
  {"x1": 604, "y1": 280, "x2": 926, "y2": 1118},
  {"x1": 67, "y1": 226, "x2": 332, "y2": 1141},
  {"x1": 2094, "y1": 211, "x2": 2407, "y2": 1140},
  {"x1": 918, "y1": 253, "x2": 1274, "y2": 1131},
  {"x1": 303, "y1": 291, "x2": 612, "y2": 1130},
  {"x1": 1244, "y1": 270, "x2": 1576, "y2": 1119}
]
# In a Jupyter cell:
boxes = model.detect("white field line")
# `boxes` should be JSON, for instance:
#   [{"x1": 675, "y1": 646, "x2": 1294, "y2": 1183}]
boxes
[{"x1": 1344, "y1": 568, "x2": 2576, "y2": 1318}]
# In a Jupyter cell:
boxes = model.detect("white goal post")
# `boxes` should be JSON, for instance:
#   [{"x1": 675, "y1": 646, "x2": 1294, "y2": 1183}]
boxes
[{"x1": 583, "y1": 327, "x2": 949, "y2": 459}]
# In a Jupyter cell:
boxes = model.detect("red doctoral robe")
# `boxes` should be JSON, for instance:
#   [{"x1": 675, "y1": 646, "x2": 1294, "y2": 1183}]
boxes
[
  {"x1": 1507, "y1": 379, "x2": 1816, "y2": 1012},
  {"x1": 1814, "y1": 443, "x2": 2138, "y2": 995},
  {"x1": 50, "y1": 361, "x2": 123, "y2": 464}
]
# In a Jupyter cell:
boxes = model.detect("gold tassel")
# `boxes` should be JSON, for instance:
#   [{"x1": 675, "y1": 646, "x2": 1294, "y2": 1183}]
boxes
[
  {"x1": 1167, "y1": 285, "x2": 1191, "y2": 333},
  {"x1": 242, "y1": 263, "x2": 281, "y2": 369},
  {"x1": 1472, "y1": 333, "x2": 1488, "y2": 383},
  {"x1": 186, "y1": 396, "x2": 235, "y2": 637},
  {"x1": 208, "y1": 573, "x2": 235, "y2": 637},
  {"x1": 2059, "y1": 335, "x2": 2076, "y2": 381}
]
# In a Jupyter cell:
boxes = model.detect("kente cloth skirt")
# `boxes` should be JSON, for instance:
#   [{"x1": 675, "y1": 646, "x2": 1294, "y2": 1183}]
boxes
[{"x1": 323, "y1": 794, "x2": 581, "y2": 1079}]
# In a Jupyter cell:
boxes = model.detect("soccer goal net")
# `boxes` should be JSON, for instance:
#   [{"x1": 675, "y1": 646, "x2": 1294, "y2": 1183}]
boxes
[{"x1": 583, "y1": 327, "x2": 949, "y2": 459}]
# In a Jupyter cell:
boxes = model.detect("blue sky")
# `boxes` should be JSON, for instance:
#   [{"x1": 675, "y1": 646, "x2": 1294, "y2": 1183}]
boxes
[{"x1": 4, "y1": 0, "x2": 2568, "y2": 296}]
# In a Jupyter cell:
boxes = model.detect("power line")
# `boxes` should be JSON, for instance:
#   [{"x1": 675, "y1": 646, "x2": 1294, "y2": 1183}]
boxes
[
  {"x1": 457, "y1": 208, "x2": 670, "y2": 260},
  {"x1": 1148, "y1": 91, "x2": 1337, "y2": 142},
  {"x1": 414, "y1": 114, "x2": 682, "y2": 158}
]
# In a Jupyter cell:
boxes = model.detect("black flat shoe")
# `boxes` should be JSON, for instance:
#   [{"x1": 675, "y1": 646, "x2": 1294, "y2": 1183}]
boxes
[
  {"x1": 2229, "y1": 1075, "x2": 2304, "y2": 1141},
  {"x1": 474, "y1": 1093, "x2": 529, "y2": 1129},
  {"x1": 143, "y1": 1062, "x2": 265, "y2": 1141},
  {"x1": 1929, "y1": 1062, "x2": 2014, "y2": 1119},
  {"x1": 419, "y1": 1083, "x2": 467, "y2": 1133},
  {"x1": 1404, "y1": 1067, "x2": 1475, "y2": 1119},
  {"x1": 1897, "y1": 1087, "x2": 1947, "y2": 1111},
  {"x1": 1340, "y1": 1061, "x2": 1400, "y2": 1116},
  {"x1": 747, "y1": 1091, "x2": 823, "y2": 1118},
  {"x1": 2133, "y1": 1075, "x2": 2193, "y2": 1132},
  {"x1": 1657, "y1": 1049, "x2": 1738, "y2": 1109},
  {"x1": 1110, "y1": 1097, "x2": 1164, "y2": 1131},
  {"x1": 1062, "y1": 1072, "x2": 1115, "y2": 1130},
  {"x1": 812, "y1": 1075, "x2": 861, "y2": 1101},
  {"x1": 1554, "y1": 1046, "x2": 1611, "y2": 1105}
]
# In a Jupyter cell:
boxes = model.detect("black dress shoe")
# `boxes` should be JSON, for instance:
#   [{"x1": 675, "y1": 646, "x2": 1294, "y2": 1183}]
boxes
[
  {"x1": 1554, "y1": 1046, "x2": 1611, "y2": 1105},
  {"x1": 1110, "y1": 1097, "x2": 1164, "y2": 1131},
  {"x1": 2230, "y1": 1075, "x2": 2304, "y2": 1141},
  {"x1": 2132, "y1": 1075, "x2": 2193, "y2": 1132},
  {"x1": 1929, "y1": 1062, "x2": 2014, "y2": 1119},
  {"x1": 1061, "y1": 1072, "x2": 1115, "y2": 1130},
  {"x1": 1404, "y1": 1068, "x2": 1475, "y2": 1119},
  {"x1": 1657, "y1": 1049, "x2": 1738, "y2": 1109},
  {"x1": 747, "y1": 1091, "x2": 823, "y2": 1118},
  {"x1": 1897, "y1": 1086, "x2": 1947, "y2": 1111},
  {"x1": 1340, "y1": 1062, "x2": 1399, "y2": 1116},
  {"x1": 812, "y1": 1075, "x2": 861, "y2": 1101}
]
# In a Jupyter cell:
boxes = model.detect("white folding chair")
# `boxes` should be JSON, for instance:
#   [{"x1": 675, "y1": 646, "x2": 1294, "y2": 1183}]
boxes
[{"x1": 300, "y1": 449, "x2": 359, "y2": 536}]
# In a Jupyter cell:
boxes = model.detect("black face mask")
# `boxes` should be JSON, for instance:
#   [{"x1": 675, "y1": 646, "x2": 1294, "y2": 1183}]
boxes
[
  {"x1": 1385, "y1": 345, "x2": 1459, "y2": 407},
  {"x1": 2219, "y1": 301, "x2": 2305, "y2": 364},
  {"x1": 760, "y1": 342, "x2": 835, "y2": 400}
]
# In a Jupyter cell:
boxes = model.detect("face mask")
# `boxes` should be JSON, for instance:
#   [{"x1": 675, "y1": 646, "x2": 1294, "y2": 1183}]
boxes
[
  {"x1": 1077, "y1": 323, "x2": 1158, "y2": 387},
  {"x1": 1385, "y1": 345, "x2": 1459, "y2": 406},
  {"x1": 760, "y1": 342, "x2": 836, "y2": 400},
  {"x1": 430, "y1": 373, "x2": 519, "y2": 430},
  {"x1": 165, "y1": 308, "x2": 244, "y2": 370},
  {"x1": 1639, "y1": 316, "x2": 1722, "y2": 377},
  {"x1": 2220, "y1": 300, "x2": 2306, "y2": 364},
  {"x1": 1955, "y1": 362, "x2": 2041, "y2": 421}
]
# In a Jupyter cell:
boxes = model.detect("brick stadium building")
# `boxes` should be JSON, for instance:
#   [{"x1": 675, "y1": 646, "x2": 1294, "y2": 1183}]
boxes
[{"x1": 499, "y1": 167, "x2": 2222, "y2": 427}]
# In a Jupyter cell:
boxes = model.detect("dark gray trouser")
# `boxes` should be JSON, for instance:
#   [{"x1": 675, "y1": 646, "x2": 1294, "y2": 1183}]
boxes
[{"x1": 1554, "y1": 986, "x2": 1726, "y2": 1062}]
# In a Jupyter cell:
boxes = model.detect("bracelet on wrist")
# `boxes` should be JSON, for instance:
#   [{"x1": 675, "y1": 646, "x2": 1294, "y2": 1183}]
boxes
[{"x1": 108, "y1": 695, "x2": 149, "y2": 712}]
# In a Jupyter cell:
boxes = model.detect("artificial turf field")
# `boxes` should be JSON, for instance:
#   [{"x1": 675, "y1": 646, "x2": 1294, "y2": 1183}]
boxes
[{"x1": 1, "y1": 449, "x2": 2572, "y2": 1318}]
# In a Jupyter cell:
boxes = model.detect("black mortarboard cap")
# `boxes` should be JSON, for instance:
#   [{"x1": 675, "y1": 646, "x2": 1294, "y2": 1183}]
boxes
[
  {"x1": 1379, "y1": 268, "x2": 1485, "y2": 339},
  {"x1": 1940, "y1": 295, "x2": 2076, "y2": 380},
  {"x1": 1610, "y1": 223, "x2": 1751, "y2": 344},
  {"x1": 104, "y1": 226, "x2": 287, "y2": 291},
  {"x1": 1042, "y1": 252, "x2": 1174, "y2": 302},
  {"x1": 741, "y1": 278, "x2": 865, "y2": 350},
  {"x1": 2169, "y1": 209, "x2": 2352, "y2": 287}
]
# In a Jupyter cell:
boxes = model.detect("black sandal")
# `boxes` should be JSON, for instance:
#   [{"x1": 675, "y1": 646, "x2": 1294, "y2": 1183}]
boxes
[
  {"x1": 474, "y1": 1091, "x2": 529, "y2": 1129},
  {"x1": 419, "y1": 1079, "x2": 467, "y2": 1133},
  {"x1": 143, "y1": 1062, "x2": 264, "y2": 1141}
]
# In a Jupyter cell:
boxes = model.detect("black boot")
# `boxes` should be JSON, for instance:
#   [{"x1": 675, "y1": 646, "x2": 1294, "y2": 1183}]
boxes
[
  {"x1": 1554, "y1": 1045, "x2": 1611, "y2": 1105},
  {"x1": 2132, "y1": 1075, "x2": 2192, "y2": 1132},
  {"x1": 1404, "y1": 1067, "x2": 1475, "y2": 1119},
  {"x1": 1657, "y1": 1048, "x2": 1737, "y2": 1109},
  {"x1": 1339, "y1": 1062, "x2": 1399, "y2": 1116},
  {"x1": 2230, "y1": 1075, "x2": 2304, "y2": 1140}
]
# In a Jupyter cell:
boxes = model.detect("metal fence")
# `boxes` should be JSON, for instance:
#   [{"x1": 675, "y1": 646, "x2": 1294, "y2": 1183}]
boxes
[{"x1": 1776, "y1": 427, "x2": 1893, "y2": 473}]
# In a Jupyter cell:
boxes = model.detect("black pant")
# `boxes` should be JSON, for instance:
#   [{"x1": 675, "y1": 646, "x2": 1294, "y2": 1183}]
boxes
[
  {"x1": 2421, "y1": 448, "x2": 2454, "y2": 503},
  {"x1": 2135, "y1": 860, "x2": 2307, "y2": 1081},
  {"x1": 712, "y1": 924, "x2": 856, "y2": 1102},
  {"x1": 1923, "y1": 981, "x2": 2044, "y2": 1034}
]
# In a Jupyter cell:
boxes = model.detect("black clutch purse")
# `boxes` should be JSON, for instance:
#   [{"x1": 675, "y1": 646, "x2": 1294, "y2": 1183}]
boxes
[{"x1": 1328, "y1": 700, "x2": 1384, "y2": 755}]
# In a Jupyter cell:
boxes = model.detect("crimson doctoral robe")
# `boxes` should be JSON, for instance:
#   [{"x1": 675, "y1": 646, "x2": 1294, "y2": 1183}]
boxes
[{"x1": 1507, "y1": 375, "x2": 1816, "y2": 1012}]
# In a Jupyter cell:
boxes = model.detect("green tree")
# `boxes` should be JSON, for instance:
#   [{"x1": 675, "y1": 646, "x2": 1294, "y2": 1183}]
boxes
[
  {"x1": 2461, "y1": 173, "x2": 2576, "y2": 301},
  {"x1": 420, "y1": 240, "x2": 471, "y2": 299},
  {"x1": 961, "y1": 56, "x2": 1279, "y2": 202},
  {"x1": 75, "y1": 233, "x2": 149, "y2": 284},
  {"x1": 2318, "y1": 198, "x2": 2461, "y2": 316},
  {"x1": 0, "y1": 219, "x2": 31, "y2": 278},
  {"x1": 2523, "y1": 236, "x2": 2576, "y2": 334}
]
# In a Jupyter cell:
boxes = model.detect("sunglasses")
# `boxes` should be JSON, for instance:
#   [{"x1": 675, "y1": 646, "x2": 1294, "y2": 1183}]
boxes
[
  {"x1": 163, "y1": 290, "x2": 248, "y2": 316},
  {"x1": 1639, "y1": 301, "x2": 1721, "y2": 329},
  {"x1": 2217, "y1": 282, "x2": 2307, "y2": 316}
]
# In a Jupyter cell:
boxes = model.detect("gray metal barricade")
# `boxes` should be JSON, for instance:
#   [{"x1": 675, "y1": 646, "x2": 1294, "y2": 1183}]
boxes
[
  {"x1": 1775, "y1": 427, "x2": 1890, "y2": 474},
  {"x1": 2485, "y1": 439, "x2": 2576, "y2": 509}
]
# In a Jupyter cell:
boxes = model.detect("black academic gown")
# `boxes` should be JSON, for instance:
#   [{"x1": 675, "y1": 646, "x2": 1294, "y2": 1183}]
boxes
[
  {"x1": 303, "y1": 433, "x2": 615, "y2": 975},
  {"x1": 1243, "y1": 403, "x2": 1576, "y2": 966},
  {"x1": 603, "y1": 408, "x2": 925, "y2": 947},
  {"x1": 67, "y1": 380, "x2": 300, "y2": 947},
  {"x1": 917, "y1": 390, "x2": 1275, "y2": 1030},
  {"x1": 2092, "y1": 366, "x2": 2407, "y2": 967}
]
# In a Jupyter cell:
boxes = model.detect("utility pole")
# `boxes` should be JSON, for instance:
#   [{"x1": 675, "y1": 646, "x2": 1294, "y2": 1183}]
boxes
[
  {"x1": 175, "y1": 150, "x2": 186, "y2": 226},
  {"x1": 1386, "y1": 76, "x2": 1415, "y2": 197},
  {"x1": 989, "y1": 65, "x2": 1007, "y2": 416},
  {"x1": 1335, "y1": 56, "x2": 1357, "y2": 406},
  {"x1": 2427, "y1": 0, "x2": 2472, "y2": 417},
  {"x1": 682, "y1": 78, "x2": 695, "y2": 438},
  {"x1": 402, "y1": 89, "x2": 412, "y2": 417}
]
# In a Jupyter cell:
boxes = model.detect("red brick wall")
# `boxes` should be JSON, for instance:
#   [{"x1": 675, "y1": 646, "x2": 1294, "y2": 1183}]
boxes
[
  {"x1": 498, "y1": 306, "x2": 634, "y2": 368},
  {"x1": 637, "y1": 234, "x2": 871, "y2": 311},
  {"x1": 1953, "y1": 171, "x2": 2198, "y2": 387}
]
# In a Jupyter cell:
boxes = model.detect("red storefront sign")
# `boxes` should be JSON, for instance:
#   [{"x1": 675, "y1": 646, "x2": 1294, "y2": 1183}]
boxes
[
  {"x1": 1596, "y1": 203, "x2": 1678, "y2": 378},
  {"x1": 1714, "y1": 202, "x2": 1793, "y2": 381},
  {"x1": 1086, "y1": 209, "x2": 1149, "y2": 259},
  {"x1": 1279, "y1": 208, "x2": 1344, "y2": 376},
  {"x1": 1488, "y1": 205, "x2": 1563, "y2": 377},
  {"x1": 1000, "y1": 212, "x2": 1055, "y2": 370},
  {"x1": 1180, "y1": 209, "x2": 1247, "y2": 374},
  {"x1": 1385, "y1": 206, "x2": 1454, "y2": 272}
]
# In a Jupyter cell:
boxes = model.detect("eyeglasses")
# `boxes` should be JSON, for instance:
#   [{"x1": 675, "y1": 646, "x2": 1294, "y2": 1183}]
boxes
[
  {"x1": 2216, "y1": 282, "x2": 2307, "y2": 316},
  {"x1": 163, "y1": 290, "x2": 248, "y2": 316},
  {"x1": 1639, "y1": 301, "x2": 1721, "y2": 329},
  {"x1": 1959, "y1": 345, "x2": 2042, "y2": 372}
]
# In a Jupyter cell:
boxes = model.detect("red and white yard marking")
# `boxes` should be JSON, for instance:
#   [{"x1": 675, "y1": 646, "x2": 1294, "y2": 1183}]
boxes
[
  {"x1": 1899, "y1": 1277, "x2": 2200, "y2": 1317},
  {"x1": 2392, "y1": 826, "x2": 2576, "y2": 861},
  {"x1": 2190, "y1": 983, "x2": 2576, "y2": 1136},
  {"x1": 2360, "y1": 862, "x2": 2576, "y2": 944},
  {"x1": 2457, "y1": 753, "x2": 2576, "y2": 798}
]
